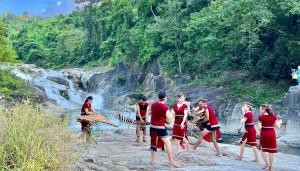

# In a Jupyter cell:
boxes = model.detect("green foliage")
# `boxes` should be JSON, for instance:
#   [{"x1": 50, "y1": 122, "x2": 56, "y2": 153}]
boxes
[
  {"x1": 2, "y1": 0, "x2": 300, "y2": 102},
  {"x1": 186, "y1": 75, "x2": 288, "y2": 107},
  {"x1": 0, "y1": 19, "x2": 19, "y2": 62},
  {"x1": 115, "y1": 72, "x2": 127, "y2": 85},
  {"x1": 0, "y1": 69, "x2": 34, "y2": 100},
  {"x1": 0, "y1": 100, "x2": 77, "y2": 170},
  {"x1": 8, "y1": 13, "x2": 86, "y2": 68},
  {"x1": 167, "y1": 98, "x2": 177, "y2": 108}
]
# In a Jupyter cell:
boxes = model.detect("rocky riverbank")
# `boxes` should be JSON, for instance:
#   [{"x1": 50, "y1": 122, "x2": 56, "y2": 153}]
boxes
[
  {"x1": 2, "y1": 63, "x2": 300, "y2": 147},
  {"x1": 75, "y1": 129, "x2": 300, "y2": 171}
]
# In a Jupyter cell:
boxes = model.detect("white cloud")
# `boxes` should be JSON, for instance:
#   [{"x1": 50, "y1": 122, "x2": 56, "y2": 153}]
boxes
[{"x1": 40, "y1": 0, "x2": 77, "y2": 16}]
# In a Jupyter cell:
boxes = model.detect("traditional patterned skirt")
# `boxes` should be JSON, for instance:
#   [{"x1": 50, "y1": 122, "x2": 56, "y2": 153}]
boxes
[
  {"x1": 260, "y1": 127, "x2": 277, "y2": 153},
  {"x1": 172, "y1": 122, "x2": 187, "y2": 140},
  {"x1": 240, "y1": 124, "x2": 257, "y2": 146}
]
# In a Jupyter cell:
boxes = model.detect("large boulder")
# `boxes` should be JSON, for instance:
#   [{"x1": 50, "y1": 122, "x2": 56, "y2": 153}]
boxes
[
  {"x1": 283, "y1": 86, "x2": 300, "y2": 136},
  {"x1": 46, "y1": 76, "x2": 69, "y2": 87},
  {"x1": 151, "y1": 61, "x2": 160, "y2": 76}
]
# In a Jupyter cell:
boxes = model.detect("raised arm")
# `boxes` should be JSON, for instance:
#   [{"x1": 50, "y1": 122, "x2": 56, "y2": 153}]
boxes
[
  {"x1": 193, "y1": 108, "x2": 205, "y2": 117},
  {"x1": 240, "y1": 118, "x2": 247, "y2": 124}
]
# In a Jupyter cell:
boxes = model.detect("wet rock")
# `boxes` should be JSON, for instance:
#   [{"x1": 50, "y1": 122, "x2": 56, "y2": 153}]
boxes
[
  {"x1": 87, "y1": 73, "x2": 103, "y2": 92},
  {"x1": 137, "y1": 72, "x2": 146, "y2": 85},
  {"x1": 153, "y1": 76, "x2": 172, "y2": 91},
  {"x1": 284, "y1": 86, "x2": 300, "y2": 111},
  {"x1": 84, "y1": 158, "x2": 94, "y2": 163},
  {"x1": 46, "y1": 76, "x2": 69, "y2": 87},
  {"x1": 152, "y1": 61, "x2": 160, "y2": 76},
  {"x1": 175, "y1": 75, "x2": 190, "y2": 85},
  {"x1": 58, "y1": 90, "x2": 70, "y2": 100},
  {"x1": 281, "y1": 86, "x2": 300, "y2": 146}
]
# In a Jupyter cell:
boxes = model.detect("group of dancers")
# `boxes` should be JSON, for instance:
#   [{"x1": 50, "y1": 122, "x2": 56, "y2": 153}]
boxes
[
  {"x1": 78, "y1": 92, "x2": 283, "y2": 170},
  {"x1": 136, "y1": 92, "x2": 283, "y2": 170}
]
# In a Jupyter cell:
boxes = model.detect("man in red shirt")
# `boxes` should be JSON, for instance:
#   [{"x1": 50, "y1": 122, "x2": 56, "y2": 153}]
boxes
[
  {"x1": 136, "y1": 95, "x2": 149, "y2": 143},
  {"x1": 192, "y1": 98, "x2": 221, "y2": 157},
  {"x1": 150, "y1": 92, "x2": 178, "y2": 168}
]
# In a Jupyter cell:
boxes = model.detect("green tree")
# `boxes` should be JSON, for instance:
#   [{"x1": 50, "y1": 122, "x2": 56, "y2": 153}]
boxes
[{"x1": 0, "y1": 20, "x2": 18, "y2": 62}]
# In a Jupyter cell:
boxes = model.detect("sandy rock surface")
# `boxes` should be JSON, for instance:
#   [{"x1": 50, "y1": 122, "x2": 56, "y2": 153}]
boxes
[{"x1": 75, "y1": 129, "x2": 299, "y2": 171}]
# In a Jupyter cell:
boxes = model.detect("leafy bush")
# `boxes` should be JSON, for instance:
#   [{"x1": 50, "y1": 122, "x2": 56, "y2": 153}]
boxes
[
  {"x1": 0, "y1": 69, "x2": 34, "y2": 100},
  {"x1": 115, "y1": 72, "x2": 127, "y2": 85},
  {"x1": 0, "y1": 100, "x2": 77, "y2": 170}
]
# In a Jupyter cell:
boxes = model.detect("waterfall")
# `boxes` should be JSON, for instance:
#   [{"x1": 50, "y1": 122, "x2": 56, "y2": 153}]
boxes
[{"x1": 2, "y1": 64, "x2": 104, "y2": 110}]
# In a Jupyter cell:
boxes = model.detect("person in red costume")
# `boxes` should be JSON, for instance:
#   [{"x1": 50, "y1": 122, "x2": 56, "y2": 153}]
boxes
[
  {"x1": 135, "y1": 95, "x2": 149, "y2": 143},
  {"x1": 235, "y1": 102, "x2": 259, "y2": 163},
  {"x1": 171, "y1": 94, "x2": 191, "y2": 154},
  {"x1": 77, "y1": 96, "x2": 99, "y2": 144},
  {"x1": 258, "y1": 104, "x2": 282, "y2": 171},
  {"x1": 150, "y1": 92, "x2": 178, "y2": 168},
  {"x1": 192, "y1": 98, "x2": 221, "y2": 157}
]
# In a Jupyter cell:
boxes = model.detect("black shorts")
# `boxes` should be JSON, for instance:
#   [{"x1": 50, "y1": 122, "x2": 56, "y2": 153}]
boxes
[
  {"x1": 136, "y1": 116, "x2": 146, "y2": 121},
  {"x1": 206, "y1": 125, "x2": 220, "y2": 132},
  {"x1": 150, "y1": 127, "x2": 168, "y2": 137},
  {"x1": 150, "y1": 127, "x2": 168, "y2": 151}
]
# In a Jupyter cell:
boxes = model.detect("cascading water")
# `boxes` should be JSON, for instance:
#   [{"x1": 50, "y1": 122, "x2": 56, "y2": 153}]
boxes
[{"x1": 1, "y1": 64, "x2": 132, "y2": 132}]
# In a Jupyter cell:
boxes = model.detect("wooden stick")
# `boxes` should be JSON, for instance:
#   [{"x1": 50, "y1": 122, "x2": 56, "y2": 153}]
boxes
[{"x1": 187, "y1": 126, "x2": 199, "y2": 138}]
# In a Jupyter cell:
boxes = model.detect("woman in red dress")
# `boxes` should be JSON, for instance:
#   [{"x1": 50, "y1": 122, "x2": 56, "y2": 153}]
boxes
[
  {"x1": 77, "y1": 96, "x2": 99, "y2": 144},
  {"x1": 235, "y1": 102, "x2": 259, "y2": 162},
  {"x1": 172, "y1": 94, "x2": 191, "y2": 154},
  {"x1": 258, "y1": 104, "x2": 282, "y2": 171}
]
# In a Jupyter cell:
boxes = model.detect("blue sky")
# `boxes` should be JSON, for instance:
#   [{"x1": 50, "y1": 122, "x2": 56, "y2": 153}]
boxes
[{"x1": 0, "y1": 0, "x2": 77, "y2": 16}]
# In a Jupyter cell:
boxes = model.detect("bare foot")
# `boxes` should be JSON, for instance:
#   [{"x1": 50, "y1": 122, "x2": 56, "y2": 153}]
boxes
[
  {"x1": 251, "y1": 159, "x2": 259, "y2": 163},
  {"x1": 150, "y1": 161, "x2": 155, "y2": 165},
  {"x1": 216, "y1": 153, "x2": 221, "y2": 157},
  {"x1": 235, "y1": 156, "x2": 242, "y2": 160},
  {"x1": 191, "y1": 146, "x2": 197, "y2": 150},
  {"x1": 143, "y1": 138, "x2": 147, "y2": 142},
  {"x1": 169, "y1": 161, "x2": 179, "y2": 168},
  {"x1": 262, "y1": 165, "x2": 270, "y2": 170},
  {"x1": 176, "y1": 149, "x2": 182, "y2": 155},
  {"x1": 269, "y1": 166, "x2": 274, "y2": 171}
]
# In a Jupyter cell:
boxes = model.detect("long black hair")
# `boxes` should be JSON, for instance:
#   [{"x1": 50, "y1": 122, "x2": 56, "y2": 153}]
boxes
[{"x1": 85, "y1": 96, "x2": 93, "y2": 103}]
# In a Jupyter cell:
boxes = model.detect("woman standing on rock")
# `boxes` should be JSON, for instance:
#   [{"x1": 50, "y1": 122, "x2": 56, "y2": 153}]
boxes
[
  {"x1": 172, "y1": 94, "x2": 191, "y2": 154},
  {"x1": 258, "y1": 104, "x2": 282, "y2": 171},
  {"x1": 235, "y1": 102, "x2": 259, "y2": 162},
  {"x1": 77, "y1": 96, "x2": 99, "y2": 144},
  {"x1": 135, "y1": 95, "x2": 149, "y2": 143},
  {"x1": 192, "y1": 98, "x2": 221, "y2": 157}
]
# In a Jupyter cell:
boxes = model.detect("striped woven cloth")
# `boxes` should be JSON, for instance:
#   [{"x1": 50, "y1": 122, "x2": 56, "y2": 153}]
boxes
[{"x1": 76, "y1": 114, "x2": 118, "y2": 127}]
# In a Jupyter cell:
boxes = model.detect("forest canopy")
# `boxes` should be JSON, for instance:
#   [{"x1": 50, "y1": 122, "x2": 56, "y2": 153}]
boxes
[{"x1": 1, "y1": 0, "x2": 299, "y2": 81}]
